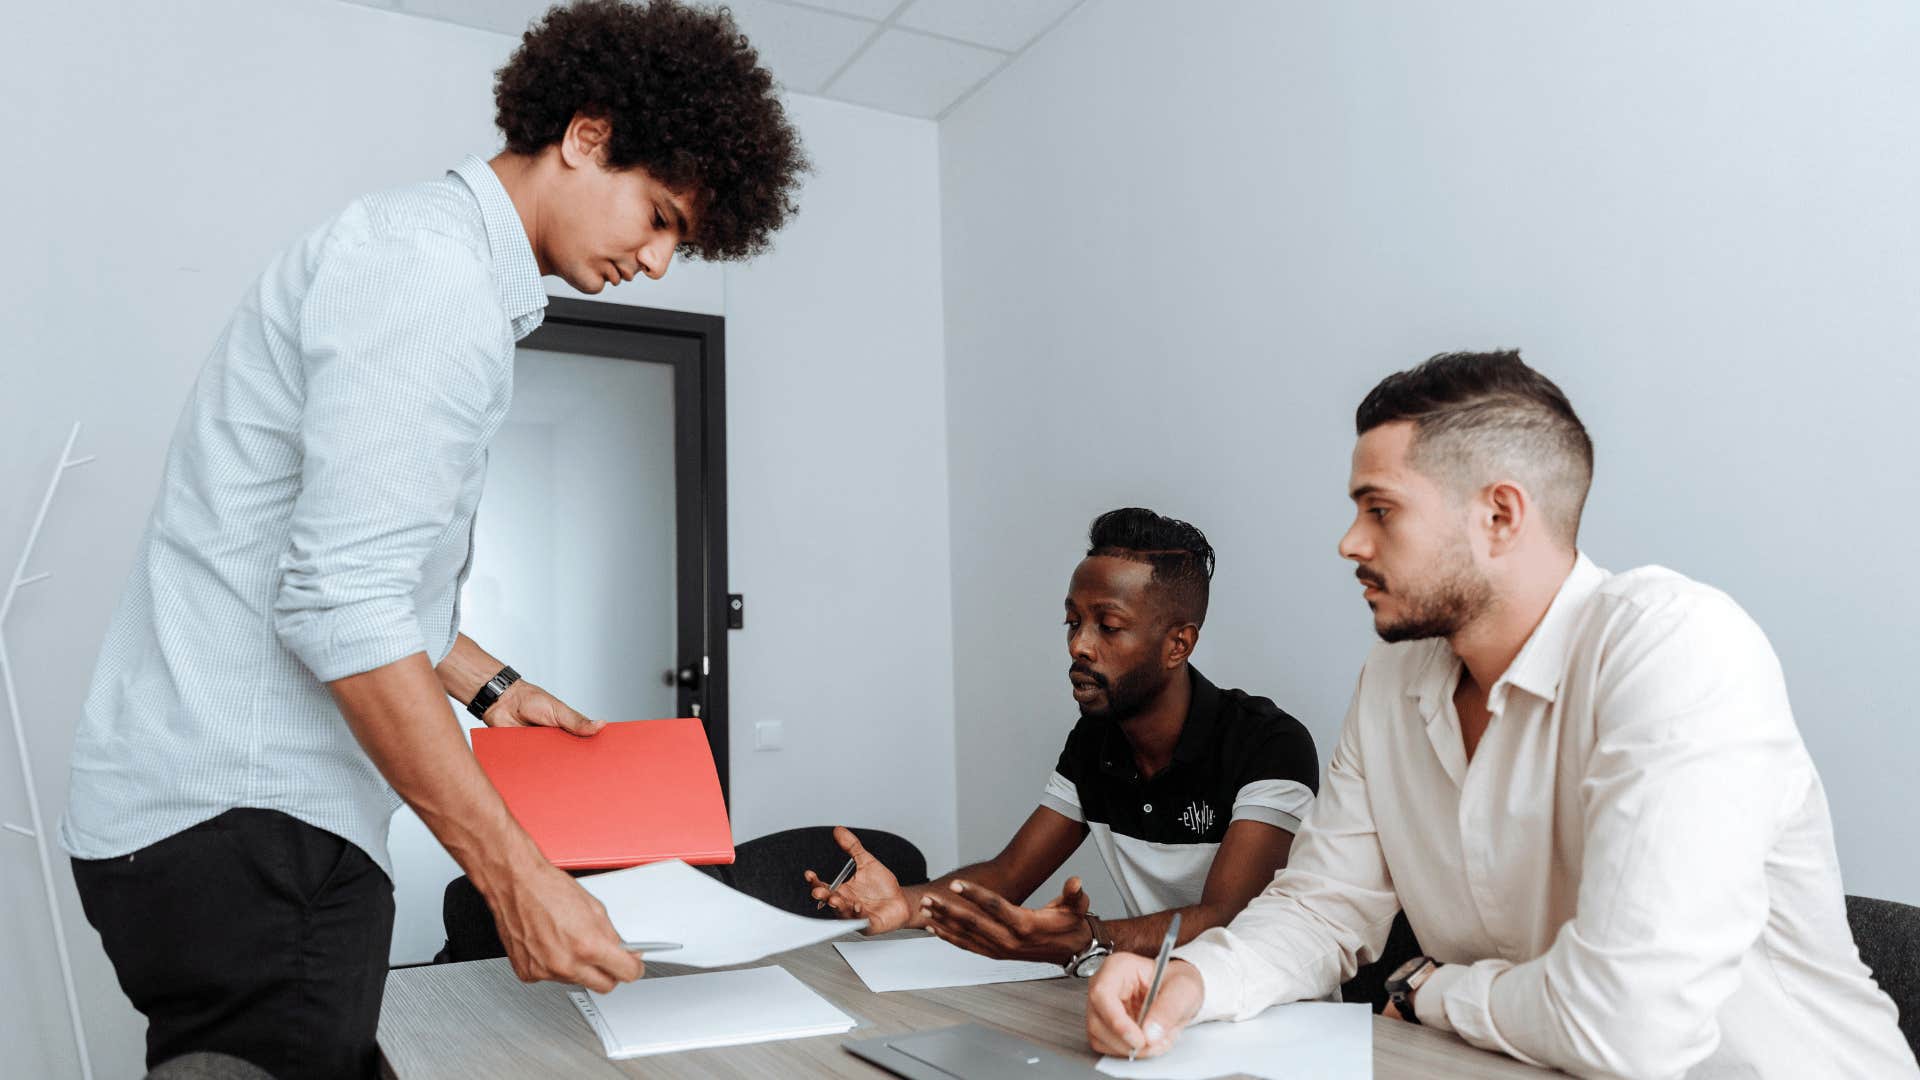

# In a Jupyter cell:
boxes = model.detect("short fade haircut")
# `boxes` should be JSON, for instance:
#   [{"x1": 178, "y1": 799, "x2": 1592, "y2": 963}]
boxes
[
  {"x1": 1356, "y1": 350, "x2": 1593, "y2": 546},
  {"x1": 494, "y1": 0, "x2": 809, "y2": 261},
  {"x1": 1086, "y1": 508, "x2": 1216, "y2": 627}
]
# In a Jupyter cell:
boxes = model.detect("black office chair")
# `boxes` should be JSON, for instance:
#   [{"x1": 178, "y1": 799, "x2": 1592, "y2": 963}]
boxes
[
  {"x1": 435, "y1": 825, "x2": 928, "y2": 962},
  {"x1": 728, "y1": 825, "x2": 929, "y2": 917},
  {"x1": 1848, "y1": 893, "x2": 1920, "y2": 1059},
  {"x1": 1340, "y1": 910, "x2": 1423, "y2": 1013}
]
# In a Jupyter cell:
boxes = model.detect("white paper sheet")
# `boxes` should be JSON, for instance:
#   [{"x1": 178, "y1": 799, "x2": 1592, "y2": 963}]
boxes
[
  {"x1": 578, "y1": 859, "x2": 867, "y2": 967},
  {"x1": 1096, "y1": 1001, "x2": 1371, "y2": 1080},
  {"x1": 834, "y1": 935, "x2": 1067, "y2": 992},
  {"x1": 568, "y1": 965, "x2": 856, "y2": 1059}
]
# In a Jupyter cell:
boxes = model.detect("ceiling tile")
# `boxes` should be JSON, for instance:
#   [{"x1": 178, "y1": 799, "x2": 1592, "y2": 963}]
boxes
[
  {"x1": 388, "y1": 0, "x2": 549, "y2": 37},
  {"x1": 826, "y1": 27, "x2": 1002, "y2": 118},
  {"x1": 778, "y1": 0, "x2": 903, "y2": 20},
  {"x1": 895, "y1": 0, "x2": 1079, "y2": 52},
  {"x1": 720, "y1": 0, "x2": 876, "y2": 94}
]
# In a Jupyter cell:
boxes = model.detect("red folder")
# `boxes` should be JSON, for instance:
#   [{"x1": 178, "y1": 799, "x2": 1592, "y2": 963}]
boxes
[{"x1": 471, "y1": 717, "x2": 734, "y2": 870}]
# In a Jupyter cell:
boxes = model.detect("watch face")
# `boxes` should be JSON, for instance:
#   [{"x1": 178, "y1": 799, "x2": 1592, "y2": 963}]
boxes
[
  {"x1": 1073, "y1": 952, "x2": 1106, "y2": 978},
  {"x1": 1385, "y1": 955, "x2": 1428, "y2": 988}
]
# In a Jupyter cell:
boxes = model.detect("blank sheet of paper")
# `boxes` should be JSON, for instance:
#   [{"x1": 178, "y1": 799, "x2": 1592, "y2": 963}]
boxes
[
  {"x1": 1096, "y1": 1001, "x2": 1371, "y2": 1080},
  {"x1": 834, "y1": 935, "x2": 1067, "y2": 992},
  {"x1": 568, "y1": 965, "x2": 855, "y2": 1059},
  {"x1": 579, "y1": 859, "x2": 866, "y2": 967}
]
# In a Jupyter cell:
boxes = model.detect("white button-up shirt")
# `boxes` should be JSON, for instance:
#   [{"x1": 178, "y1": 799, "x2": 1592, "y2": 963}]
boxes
[
  {"x1": 1174, "y1": 555, "x2": 1915, "y2": 1079},
  {"x1": 61, "y1": 156, "x2": 545, "y2": 876}
]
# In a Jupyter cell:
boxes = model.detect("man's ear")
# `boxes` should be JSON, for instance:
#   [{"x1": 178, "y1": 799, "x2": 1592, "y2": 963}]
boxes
[
  {"x1": 1482, "y1": 479, "x2": 1531, "y2": 558},
  {"x1": 559, "y1": 113, "x2": 613, "y2": 170},
  {"x1": 1164, "y1": 622, "x2": 1198, "y2": 669}
]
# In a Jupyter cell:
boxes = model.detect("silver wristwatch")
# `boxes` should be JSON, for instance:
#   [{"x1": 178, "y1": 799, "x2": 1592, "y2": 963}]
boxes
[{"x1": 1064, "y1": 914, "x2": 1113, "y2": 978}]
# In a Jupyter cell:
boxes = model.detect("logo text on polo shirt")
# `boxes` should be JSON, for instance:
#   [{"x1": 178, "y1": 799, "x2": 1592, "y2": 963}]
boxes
[{"x1": 1178, "y1": 801, "x2": 1215, "y2": 836}]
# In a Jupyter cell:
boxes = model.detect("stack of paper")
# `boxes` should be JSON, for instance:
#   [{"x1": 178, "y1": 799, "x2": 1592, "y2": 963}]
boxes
[
  {"x1": 835, "y1": 935, "x2": 1066, "y2": 992},
  {"x1": 1095, "y1": 1001, "x2": 1370, "y2": 1080},
  {"x1": 578, "y1": 859, "x2": 866, "y2": 967},
  {"x1": 569, "y1": 965, "x2": 856, "y2": 1059}
]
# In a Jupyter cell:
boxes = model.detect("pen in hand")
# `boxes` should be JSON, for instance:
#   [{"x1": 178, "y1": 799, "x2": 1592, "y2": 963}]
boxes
[
  {"x1": 816, "y1": 856, "x2": 856, "y2": 911},
  {"x1": 1131, "y1": 912, "x2": 1181, "y2": 1062}
]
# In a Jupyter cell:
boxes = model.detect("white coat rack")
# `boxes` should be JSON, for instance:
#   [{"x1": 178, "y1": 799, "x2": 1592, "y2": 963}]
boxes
[{"x1": 3, "y1": 422, "x2": 97, "y2": 1080}]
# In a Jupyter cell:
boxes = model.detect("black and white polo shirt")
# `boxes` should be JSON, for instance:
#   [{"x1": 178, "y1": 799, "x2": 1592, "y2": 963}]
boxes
[{"x1": 1039, "y1": 667, "x2": 1318, "y2": 917}]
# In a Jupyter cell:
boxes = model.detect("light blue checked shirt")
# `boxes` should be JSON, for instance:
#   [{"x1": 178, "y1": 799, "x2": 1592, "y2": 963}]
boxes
[{"x1": 61, "y1": 156, "x2": 546, "y2": 876}]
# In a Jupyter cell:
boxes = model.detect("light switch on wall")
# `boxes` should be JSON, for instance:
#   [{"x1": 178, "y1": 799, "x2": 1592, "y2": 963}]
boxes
[{"x1": 754, "y1": 720, "x2": 784, "y2": 751}]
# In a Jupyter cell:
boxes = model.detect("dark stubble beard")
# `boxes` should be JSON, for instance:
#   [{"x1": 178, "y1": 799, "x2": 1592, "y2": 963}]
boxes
[
  {"x1": 1374, "y1": 534, "x2": 1495, "y2": 643},
  {"x1": 1077, "y1": 663, "x2": 1167, "y2": 723}
]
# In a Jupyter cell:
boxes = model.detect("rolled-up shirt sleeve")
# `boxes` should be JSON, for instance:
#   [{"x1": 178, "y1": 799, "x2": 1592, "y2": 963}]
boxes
[
  {"x1": 1174, "y1": 670, "x2": 1401, "y2": 1022},
  {"x1": 273, "y1": 234, "x2": 508, "y2": 683},
  {"x1": 1428, "y1": 593, "x2": 1800, "y2": 1079}
]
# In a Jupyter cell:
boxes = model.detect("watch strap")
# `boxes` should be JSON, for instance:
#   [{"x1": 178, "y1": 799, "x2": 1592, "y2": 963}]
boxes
[
  {"x1": 1065, "y1": 914, "x2": 1113, "y2": 977},
  {"x1": 467, "y1": 665, "x2": 521, "y2": 720},
  {"x1": 1385, "y1": 955, "x2": 1437, "y2": 1025},
  {"x1": 1085, "y1": 914, "x2": 1113, "y2": 951}
]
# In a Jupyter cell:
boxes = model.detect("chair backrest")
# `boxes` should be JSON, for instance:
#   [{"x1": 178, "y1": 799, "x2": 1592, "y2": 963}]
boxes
[
  {"x1": 725, "y1": 826, "x2": 929, "y2": 917},
  {"x1": 1848, "y1": 893, "x2": 1920, "y2": 1060}
]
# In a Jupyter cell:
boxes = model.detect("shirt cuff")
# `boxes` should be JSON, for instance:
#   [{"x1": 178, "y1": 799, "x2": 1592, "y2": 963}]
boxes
[
  {"x1": 1229, "y1": 804, "x2": 1303, "y2": 832},
  {"x1": 276, "y1": 596, "x2": 427, "y2": 683},
  {"x1": 1413, "y1": 961, "x2": 1469, "y2": 1032},
  {"x1": 1169, "y1": 933, "x2": 1242, "y2": 1024},
  {"x1": 1040, "y1": 770, "x2": 1084, "y2": 823},
  {"x1": 1429, "y1": 957, "x2": 1547, "y2": 1069}
]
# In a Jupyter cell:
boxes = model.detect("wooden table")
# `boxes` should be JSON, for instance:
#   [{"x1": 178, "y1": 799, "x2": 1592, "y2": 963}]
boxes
[{"x1": 379, "y1": 936, "x2": 1556, "y2": 1078}]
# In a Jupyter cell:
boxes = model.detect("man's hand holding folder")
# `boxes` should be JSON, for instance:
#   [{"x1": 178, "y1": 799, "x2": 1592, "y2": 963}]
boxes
[{"x1": 331, "y1": 648, "x2": 645, "y2": 995}]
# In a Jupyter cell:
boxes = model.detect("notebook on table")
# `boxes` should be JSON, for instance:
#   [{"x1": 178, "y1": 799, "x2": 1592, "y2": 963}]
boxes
[
  {"x1": 472, "y1": 717, "x2": 734, "y2": 870},
  {"x1": 569, "y1": 965, "x2": 856, "y2": 1059}
]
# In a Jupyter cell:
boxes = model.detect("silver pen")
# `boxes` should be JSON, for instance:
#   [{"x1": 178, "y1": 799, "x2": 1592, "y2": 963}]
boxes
[
  {"x1": 1130, "y1": 912, "x2": 1181, "y2": 1061},
  {"x1": 816, "y1": 856, "x2": 857, "y2": 910},
  {"x1": 619, "y1": 940, "x2": 682, "y2": 953}
]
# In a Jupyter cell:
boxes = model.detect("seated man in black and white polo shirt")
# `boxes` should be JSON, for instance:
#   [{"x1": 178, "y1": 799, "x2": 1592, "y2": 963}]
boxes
[{"x1": 806, "y1": 508, "x2": 1320, "y2": 976}]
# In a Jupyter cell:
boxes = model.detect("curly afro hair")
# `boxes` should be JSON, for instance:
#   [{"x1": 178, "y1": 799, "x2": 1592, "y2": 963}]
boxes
[{"x1": 494, "y1": 0, "x2": 808, "y2": 261}]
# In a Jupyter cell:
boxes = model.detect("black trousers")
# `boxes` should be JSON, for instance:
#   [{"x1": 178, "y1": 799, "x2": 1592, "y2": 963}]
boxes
[{"x1": 71, "y1": 808, "x2": 394, "y2": 1080}]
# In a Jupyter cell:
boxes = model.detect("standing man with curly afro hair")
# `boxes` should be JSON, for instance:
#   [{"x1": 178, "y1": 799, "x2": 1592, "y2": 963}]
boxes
[{"x1": 59, "y1": 4, "x2": 806, "y2": 1078}]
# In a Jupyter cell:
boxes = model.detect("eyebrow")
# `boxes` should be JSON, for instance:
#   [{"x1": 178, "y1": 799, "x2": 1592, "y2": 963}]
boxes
[{"x1": 1350, "y1": 483, "x2": 1391, "y2": 502}]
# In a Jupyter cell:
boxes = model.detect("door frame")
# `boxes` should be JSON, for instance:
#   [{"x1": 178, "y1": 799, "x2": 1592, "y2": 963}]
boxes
[{"x1": 519, "y1": 297, "x2": 731, "y2": 802}]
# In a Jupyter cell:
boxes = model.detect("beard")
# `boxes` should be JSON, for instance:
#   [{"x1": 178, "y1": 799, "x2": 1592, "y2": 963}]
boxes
[
  {"x1": 1365, "y1": 534, "x2": 1494, "y2": 643},
  {"x1": 1071, "y1": 661, "x2": 1166, "y2": 723}
]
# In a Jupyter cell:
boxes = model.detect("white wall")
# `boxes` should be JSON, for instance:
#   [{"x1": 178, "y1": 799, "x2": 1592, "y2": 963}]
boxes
[
  {"x1": 723, "y1": 94, "x2": 958, "y2": 875},
  {"x1": 0, "y1": 1, "x2": 953, "y2": 1075},
  {"x1": 938, "y1": 0, "x2": 1920, "y2": 913}
]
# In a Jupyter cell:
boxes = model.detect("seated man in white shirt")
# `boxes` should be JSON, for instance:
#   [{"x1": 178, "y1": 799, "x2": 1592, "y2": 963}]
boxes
[
  {"x1": 1088, "y1": 351, "x2": 1916, "y2": 1078},
  {"x1": 806, "y1": 508, "x2": 1319, "y2": 975}
]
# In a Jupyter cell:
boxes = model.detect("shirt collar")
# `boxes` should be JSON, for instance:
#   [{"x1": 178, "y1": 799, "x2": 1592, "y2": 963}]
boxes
[
  {"x1": 1404, "y1": 551, "x2": 1609, "y2": 716},
  {"x1": 1493, "y1": 551, "x2": 1608, "y2": 706},
  {"x1": 450, "y1": 154, "x2": 547, "y2": 339},
  {"x1": 1097, "y1": 666, "x2": 1218, "y2": 779}
]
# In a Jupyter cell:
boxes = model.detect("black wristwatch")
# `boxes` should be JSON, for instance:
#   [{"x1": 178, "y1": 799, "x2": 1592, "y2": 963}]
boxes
[
  {"x1": 467, "y1": 665, "x2": 521, "y2": 721},
  {"x1": 1064, "y1": 914, "x2": 1114, "y2": 978},
  {"x1": 1384, "y1": 955, "x2": 1438, "y2": 1024}
]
